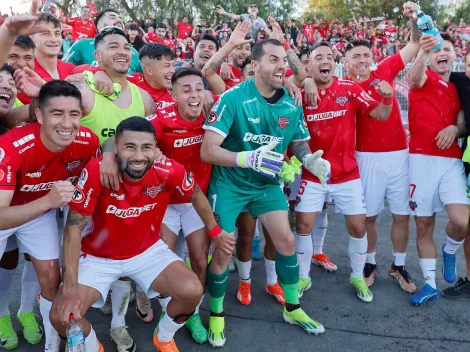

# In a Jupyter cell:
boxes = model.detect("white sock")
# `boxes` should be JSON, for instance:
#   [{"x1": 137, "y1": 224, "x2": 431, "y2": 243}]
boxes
[
  {"x1": 295, "y1": 232, "x2": 313, "y2": 279},
  {"x1": 84, "y1": 326, "x2": 100, "y2": 352},
  {"x1": 366, "y1": 251, "x2": 376, "y2": 265},
  {"x1": 18, "y1": 260, "x2": 40, "y2": 314},
  {"x1": 40, "y1": 295, "x2": 61, "y2": 351},
  {"x1": 348, "y1": 235, "x2": 368, "y2": 279},
  {"x1": 312, "y1": 211, "x2": 328, "y2": 255},
  {"x1": 110, "y1": 280, "x2": 130, "y2": 330},
  {"x1": 194, "y1": 294, "x2": 204, "y2": 314},
  {"x1": 157, "y1": 312, "x2": 185, "y2": 342},
  {"x1": 443, "y1": 235, "x2": 464, "y2": 255},
  {"x1": 393, "y1": 252, "x2": 406, "y2": 267},
  {"x1": 264, "y1": 258, "x2": 277, "y2": 286},
  {"x1": 158, "y1": 295, "x2": 171, "y2": 312},
  {"x1": 419, "y1": 258, "x2": 437, "y2": 289},
  {"x1": 0, "y1": 267, "x2": 15, "y2": 317},
  {"x1": 236, "y1": 259, "x2": 252, "y2": 283}
]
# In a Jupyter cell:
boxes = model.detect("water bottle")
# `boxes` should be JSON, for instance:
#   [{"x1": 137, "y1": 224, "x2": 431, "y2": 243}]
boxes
[
  {"x1": 66, "y1": 314, "x2": 85, "y2": 352},
  {"x1": 416, "y1": 11, "x2": 444, "y2": 51}
]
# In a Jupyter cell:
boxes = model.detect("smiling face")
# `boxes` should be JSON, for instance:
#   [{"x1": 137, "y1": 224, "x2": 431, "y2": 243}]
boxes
[
  {"x1": 97, "y1": 11, "x2": 124, "y2": 30},
  {"x1": 308, "y1": 45, "x2": 335, "y2": 87},
  {"x1": 156, "y1": 27, "x2": 166, "y2": 39},
  {"x1": 0, "y1": 70, "x2": 17, "y2": 117},
  {"x1": 248, "y1": 4, "x2": 258, "y2": 16},
  {"x1": 81, "y1": 7, "x2": 92, "y2": 22},
  {"x1": 7, "y1": 45, "x2": 35, "y2": 71},
  {"x1": 252, "y1": 43, "x2": 287, "y2": 90},
  {"x1": 231, "y1": 43, "x2": 252, "y2": 69},
  {"x1": 142, "y1": 56, "x2": 175, "y2": 89},
  {"x1": 32, "y1": 21, "x2": 62, "y2": 57},
  {"x1": 429, "y1": 40, "x2": 456, "y2": 75},
  {"x1": 345, "y1": 45, "x2": 373, "y2": 80},
  {"x1": 172, "y1": 74, "x2": 206, "y2": 120},
  {"x1": 95, "y1": 34, "x2": 132, "y2": 74},
  {"x1": 194, "y1": 39, "x2": 217, "y2": 69}
]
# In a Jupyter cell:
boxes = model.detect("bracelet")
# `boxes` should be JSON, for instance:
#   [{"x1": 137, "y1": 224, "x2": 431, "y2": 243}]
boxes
[
  {"x1": 382, "y1": 96, "x2": 393, "y2": 105},
  {"x1": 208, "y1": 225, "x2": 222, "y2": 238},
  {"x1": 282, "y1": 40, "x2": 290, "y2": 52}
]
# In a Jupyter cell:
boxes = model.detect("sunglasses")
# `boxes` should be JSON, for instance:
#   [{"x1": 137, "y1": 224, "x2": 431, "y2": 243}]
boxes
[{"x1": 249, "y1": 5, "x2": 257, "y2": 8}]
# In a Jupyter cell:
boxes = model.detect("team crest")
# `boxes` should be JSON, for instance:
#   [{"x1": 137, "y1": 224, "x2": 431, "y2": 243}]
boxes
[
  {"x1": 78, "y1": 169, "x2": 88, "y2": 188},
  {"x1": 277, "y1": 116, "x2": 290, "y2": 130},
  {"x1": 66, "y1": 160, "x2": 81, "y2": 172},
  {"x1": 409, "y1": 201, "x2": 417, "y2": 211},
  {"x1": 335, "y1": 96, "x2": 348, "y2": 106},
  {"x1": 182, "y1": 172, "x2": 194, "y2": 191},
  {"x1": 206, "y1": 112, "x2": 218, "y2": 124},
  {"x1": 369, "y1": 79, "x2": 380, "y2": 86},
  {"x1": 146, "y1": 186, "x2": 162, "y2": 199}
]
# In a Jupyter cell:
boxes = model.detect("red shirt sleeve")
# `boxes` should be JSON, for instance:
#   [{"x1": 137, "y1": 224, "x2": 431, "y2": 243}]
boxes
[
  {"x1": 351, "y1": 84, "x2": 380, "y2": 117},
  {"x1": 170, "y1": 161, "x2": 196, "y2": 199},
  {"x1": 0, "y1": 144, "x2": 20, "y2": 190},
  {"x1": 376, "y1": 52, "x2": 404, "y2": 82},
  {"x1": 65, "y1": 17, "x2": 77, "y2": 25},
  {"x1": 69, "y1": 160, "x2": 101, "y2": 216}
]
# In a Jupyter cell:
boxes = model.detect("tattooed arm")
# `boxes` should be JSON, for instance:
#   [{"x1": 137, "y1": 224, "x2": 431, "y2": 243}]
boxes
[
  {"x1": 400, "y1": 2, "x2": 422, "y2": 65},
  {"x1": 286, "y1": 48, "x2": 307, "y2": 86},
  {"x1": 190, "y1": 184, "x2": 218, "y2": 232},
  {"x1": 62, "y1": 210, "x2": 91, "y2": 288}
]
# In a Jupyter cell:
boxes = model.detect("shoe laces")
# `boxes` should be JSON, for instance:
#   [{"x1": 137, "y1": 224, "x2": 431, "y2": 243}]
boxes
[
  {"x1": 137, "y1": 291, "x2": 152, "y2": 309},
  {"x1": 0, "y1": 315, "x2": 15, "y2": 335},
  {"x1": 363, "y1": 263, "x2": 376, "y2": 278},
  {"x1": 394, "y1": 265, "x2": 412, "y2": 284}
]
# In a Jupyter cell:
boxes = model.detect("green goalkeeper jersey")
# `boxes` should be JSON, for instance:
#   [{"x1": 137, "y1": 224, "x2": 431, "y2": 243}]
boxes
[{"x1": 203, "y1": 79, "x2": 310, "y2": 191}]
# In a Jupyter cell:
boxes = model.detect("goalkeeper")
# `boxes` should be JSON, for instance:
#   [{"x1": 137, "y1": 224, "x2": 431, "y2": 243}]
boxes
[{"x1": 200, "y1": 38, "x2": 330, "y2": 348}]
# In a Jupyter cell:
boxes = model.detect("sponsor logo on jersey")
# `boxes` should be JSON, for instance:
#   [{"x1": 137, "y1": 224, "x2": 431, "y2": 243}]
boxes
[
  {"x1": 13, "y1": 134, "x2": 35, "y2": 148},
  {"x1": 20, "y1": 177, "x2": 77, "y2": 192},
  {"x1": 243, "y1": 133, "x2": 283, "y2": 145},
  {"x1": 66, "y1": 160, "x2": 81, "y2": 172},
  {"x1": 0, "y1": 148, "x2": 4, "y2": 163},
  {"x1": 173, "y1": 130, "x2": 188, "y2": 133},
  {"x1": 101, "y1": 128, "x2": 116, "y2": 137},
  {"x1": 78, "y1": 169, "x2": 88, "y2": 188},
  {"x1": 25, "y1": 172, "x2": 42, "y2": 178},
  {"x1": 173, "y1": 135, "x2": 204, "y2": 148},
  {"x1": 6, "y1": 166, "x2": 11, "y2": 182},
  {"x1": 84, "y1": 188, "x2": 93, "y2": 208},
  {"x1": 277, "y1": 116, "x2": 290, "y2": 130},
  {"x1": 438, "y1": 80, "x2": 448, "y2": 88},
  {"x1": 248, "y1": 118, "x2": 260, "y2": 123},
  {"x1": 206, "y1": 112, "x2": 218, "y2": 124},
  {"x1": 145, "y1": 114, "x2": 157, "y2": 121},
  {"x1": 369, "y1": 79, "x2": 381, "y2": 87},
  {"x1": 19, "y1": 143, "x2": 35, "y2": 154},
  {"x1": 360, "y1": 90, "x2": 374, "y2": 102},
  {"x1": 110, "y1": 193, "x2": 125, "y2": 200},
  {"x1": 306, "y1": 110, "x2": 347, "y2": 122},
  {"x1": 78, "y1": 131, "x2": 92, "y2": 138},
  {"x1": 182, "y1": 172, "x2": 194, "y2": 191},
  {"x1": 106, "y1": 203, "x2": 158, "y2": 218},
  {"x1": 242, "y1": 97, "x2": 258, "y2": 105},
  {"x1": 73, "y1": 139, "x2": 89, "y2": 145},
  {"x1": 156, "y1": 101, "x2": 176, "y2": 110},
  {"x1": 72, "y1": 187, "x2": 84, "y2": 203},
  {"x1": 145, "y1": 186, "x2": 162, "y2": 199},
  {"x1": 335, "y1": 96, "x2": 348, "y2": 106}
]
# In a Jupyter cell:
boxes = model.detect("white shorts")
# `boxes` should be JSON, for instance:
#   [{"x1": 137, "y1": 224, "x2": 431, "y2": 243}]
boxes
[
  {"x1": 295, "y1": 179, "x2": 366, "y2": 215},
  {"x1": 0, "y1": 209, "x2": 59, "y2": 260},
  {"x1": 356, "y1": 149, "x2": 410, "y2": 217},
  {"x1": 409, "y1": 154, "x2": 469, "y2": 216},
  {"x1": 78, "y1": 240, "x2": 182, "y2": 307},
  {"x1": 162, "y1": 203, "x2": 205, "y2": 238}
]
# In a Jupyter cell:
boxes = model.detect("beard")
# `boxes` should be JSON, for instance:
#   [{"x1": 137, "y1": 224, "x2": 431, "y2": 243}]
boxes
[
  {"x1": 259, "y1": 67, "x2": 283, "y2": 90},
  {"x1": 117, "y1": 156, "x2": 153, "y2": 180}
]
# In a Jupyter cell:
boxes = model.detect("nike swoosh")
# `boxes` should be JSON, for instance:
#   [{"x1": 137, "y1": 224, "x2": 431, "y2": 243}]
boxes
[
  {"x1": 296, "y1": 252, "x2": 304, "y2": 255},
  {"x1": 126, "y1": 341, "x2": 136, "y2": 352},
  {"x1": 0, "y1": 339, "x2": 7, "y2": 346},
  {"x1": 137, "y1": 308, "x2": 148, "y2": 319}
]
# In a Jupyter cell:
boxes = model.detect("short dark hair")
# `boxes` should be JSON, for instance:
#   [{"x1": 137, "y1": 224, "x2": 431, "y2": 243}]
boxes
[
  {"x1": 156, "y1": 23, "x2": 167, "y2": 30},
  {"x1": 0, "y1": 64, "x2": 15, "y2": 79},
  {"x1": 81, "y1": 5, "x2": 91, "y2": 12},
  {"x1": 36, "y1": 12, "x2": 61, "y2": 29},
  {"x1": 14, "y1": 36, "x2": 35, "y2": 51},
  {"x1": 298, "y1": 48, "x2": 310, "y2": 60},
  {"x1": 312, "y1": 41, "x2": 332, "y2": 52},
  {"x1": 196, "y1": 34, "x2": 219, "y2": 51},
  {"x1": 115, "y1": 116, "x2": 156, "y2": 141},
  {"x1": 139, "y1": 43, "x2": 175, "y2": 61},
  {"x1": 94, "y1": 26, "x2": 127, "y2": 49},
  {"x1": 128, "y1": 23, "x2": 139, "y2": 31},
  {"x1": 252, "y1": 39, "x2": 282, "y2": 61},
  {"x1": 38, "y1": 80, "x2": 82, "y2": 111},
  {"x1": 441, "y1": 33, "x2": 455, "y2": 46},
  {"x1": 171, "y1": 67, "x2": 203, "y2": 87},
  {"x1": 94, "y1": 8, "x2": 119, "y2": 28},
  {"x1": 344, "y1": 39, "x2": 371, "y2": 53}
]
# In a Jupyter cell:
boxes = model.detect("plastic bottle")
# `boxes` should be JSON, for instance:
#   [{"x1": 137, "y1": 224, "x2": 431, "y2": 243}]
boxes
[
  {"x1": 416, "y1": 11, "x2": 444, "y2": 51},
  {"x1": 66, "y1": 314, "x2": 85, "y2": 352}
]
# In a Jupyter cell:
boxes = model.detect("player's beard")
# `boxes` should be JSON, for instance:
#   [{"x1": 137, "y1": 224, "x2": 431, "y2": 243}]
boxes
[
  {"x1": 259, "y1": 67, "x2": 283, "y2": 90},
  {"x1": 118, "y1": 156, "x2": 153, "y2": 180}
]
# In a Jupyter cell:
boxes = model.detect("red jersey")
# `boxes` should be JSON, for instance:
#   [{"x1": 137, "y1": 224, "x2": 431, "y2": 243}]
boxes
[
  {"x1": 0, "y1": 123, "x2": 99, "y2": 207},
  {"x1": 147, "y1": 32, "x2": 158, "y2": 42},
  {"x1": 351, "y1": 53, "x2": 407, "y2": 152},
  {"x1": 302, "y1": 24, "x2": 316, "y2": 42},
  {"x1": 177, "y1": 22, "x2": 193, "y2": 39},
  {"x1": 146, "y1": 106, "x2": 212, "y2": 203},
  {"x1": 34, "y1": 58, "x2": 76, "y2": 82},
  {"x1": 408, "y1": 69, "x2": 462, "y2": 158},
  {"x1": 163, "y1": 38, "x2": 176, "y2": 50},
  {"x1": 70, "y1": 157, "x2": 195, "y2": 259},
  {"x1": 217, "y1": 64, "x2": 242, "y2": 90},
  {"x1": 65, "y1": 17, "x2": 97, "y2": 40},
  {"x1": 127, "y1": 73, "x2": 175, "y2": 110},
  {"x1": 302, "y1": 78, "x2": 379, "y2": 184}
]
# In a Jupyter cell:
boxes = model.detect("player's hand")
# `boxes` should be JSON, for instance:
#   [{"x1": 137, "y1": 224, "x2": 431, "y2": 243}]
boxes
[
  {"x1": 435, "y1": 125, "x2": 458, "y2": 149},
  {"x1": 420, "y1": 34, "x2": 439, "y2": 53},
  {"x1": 44, "y1": 181, "x2": 75, "y2": 208},
  {"x1": 215, "y1": 6, "x2": 225, "y2": 15},
  {"x1": 202, "y1": 91, "x2": 215, "y2": 119},
  {"x1": 100, "y1": 153, "x2": 121, "y2": 191},
  {"x1": 375, "y1": 80, "x2": 393, "y2": 98},
  {"x1": 92, "y1": 71, "x2": 115, "y2": 95},
  {"x1": 14, "y1": 67, "x2": 42, "y2": 98},
  {"x1": 64, "y1": 73, "x2": 85, "y2": 84},
  {"x1": 220, "y1": 62, "x2": 236, "y2": 81},
  {"x1": 284, "y1": 79, "x2": 302, "y2": 106},
  {"x1": 403, "y1": 2, "x2": 419, "y2": 19},
  {"x1": 212, "y1": 230, "x2": 235, "y2": 255},
  {"x1": 55, "y1": 285, "x2": 83, "y2": 325},
  {"x1": 236, "y1": 141, "x2": 284, "y2": 178},
  {"x1": 228, "y1": 20, "x2": 252, "y2": 48},
  {"x1": 267, "y1": 16, "x2": 285, "y2": 42},
  {"x1": 304, "y1": 77, "x2": 320, "y2": 108},
  {"x1": 303, "y1": 150, "x2": 331, "y2": 186},
  {"x1": 2, "y1": 0, "x2": 49, "y2": 37},
  {"x1": 155, "y1": 147, "x2": 167, "y2": 164}
]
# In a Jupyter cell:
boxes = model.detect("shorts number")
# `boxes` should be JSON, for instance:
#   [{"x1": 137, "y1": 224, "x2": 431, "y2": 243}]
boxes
[
  {"x1": 409, "y1": 184, "x2": 416, "y2": 199},
  {"x1": 298, "y1": 180, "x2": 307, "y2": 195},
  {"x1": 211, "y1": 194, "x2": 217, "y2": 212}
]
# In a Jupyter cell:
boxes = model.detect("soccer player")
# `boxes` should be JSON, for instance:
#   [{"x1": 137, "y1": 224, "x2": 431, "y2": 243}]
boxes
[
  {"x1": 0, "y1": 80, "x2": 100, "y2": 352},
  {"x1": 50, "y1": 117, "x2": 234, "y2": 352},
  {"x1": 31, "y1": 13, "x2": 75, "y2": 81},
  {"x1": 295, "y1": 42, "x2": 394, "y2": 302},
  {"x1": 63, "y1": 8, "x2": 142, "y2": 74},
  {"x1": 201, "y1": 38, "x2": 331, "y2": 347},
  {"x1": 60, "y1": 5, "x2": 97, "y2": 41},
  {"x1": 407, "y1": 33, "x2": 469, "y2": 305},
  {"x1": 343, "y1": 1, "x2": 421, "y2": 292}
]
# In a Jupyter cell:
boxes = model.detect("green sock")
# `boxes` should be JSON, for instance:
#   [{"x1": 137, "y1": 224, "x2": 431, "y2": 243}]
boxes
[
  {"x1": 208, "y1": 268, "x2": 228, "y2": 314},
  {"x1": 275, "y1": 252, "x2": 300, "y2": 305}
]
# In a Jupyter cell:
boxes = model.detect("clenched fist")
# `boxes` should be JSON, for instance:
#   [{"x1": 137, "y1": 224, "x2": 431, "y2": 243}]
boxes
[
  {"x1": 44, "y1": 181, "x2": 75, "y2": 208},
  {"x1": 375, "y1": 81, "x2": 393, "y2": 98}
]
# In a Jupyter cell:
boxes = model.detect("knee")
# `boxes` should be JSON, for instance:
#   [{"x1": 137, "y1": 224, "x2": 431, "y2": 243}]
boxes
[
  {"x1": 276, "y1": 231, "x2": 295, "y2": 252},
  {"x1": 449, "y1": 217, "x2": 469, "y2": 236},
  {"x1": 392, "y1": 215, "x2": 410, "y2": 226},
  {"x1": 365, "y1": 216, "x2": 378, "y2": 226},
  {"x1": 37, "y1": 268, "x2": 60, "y2": 297},
  {"x1": 190, "y1": 257, "x2": 208, "y2": 276},
  {"x1": 296, "y1": 216, "x2": 314, "y2": 234},
  {"x1": 349, "y1": 221, "x2": 366, "y2": 238},
  {"x1": 415, "y1": 218, "x2": 433, "y2": 236},
  {"x1": 0, "y1": 250, "x2": 19, "y2": 270},
  {"x1": 180, "y1": 277, "x2": 203, "y2": 307}
]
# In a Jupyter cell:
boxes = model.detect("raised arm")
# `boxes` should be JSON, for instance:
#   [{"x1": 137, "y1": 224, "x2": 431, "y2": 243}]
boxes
[
  {"x1": 407, "y1": 34, "x2": 438, "y2": 89},
  {"x1": 173, "y1": 11, "x2": 180, "y2": 27},
  {"x1": 400, "y1": 1, "x2": 421, "y2": 65},
  {"x1": 215, "y1": 6, "x2": 241, "y2": 21}
]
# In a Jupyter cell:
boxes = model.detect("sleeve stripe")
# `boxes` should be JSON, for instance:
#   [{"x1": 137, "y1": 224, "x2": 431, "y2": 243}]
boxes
[
  {"x1": 202, "y1": 126, "x2": 227, "y2": 138},
  {"x1": 292, "y1": 137, "x2": 311, "y2": 142}
]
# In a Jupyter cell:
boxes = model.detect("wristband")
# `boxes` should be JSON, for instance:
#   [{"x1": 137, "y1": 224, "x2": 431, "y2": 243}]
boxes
[
  {"x1": 208, "y1": 225, "x2": 222, "y2": 238},
  {"x1": 381, "y1": 96, "x2": 393, "y2": 105},
  {"x1": 282, "y1": 40, "x2": 290, "y2": 52}
]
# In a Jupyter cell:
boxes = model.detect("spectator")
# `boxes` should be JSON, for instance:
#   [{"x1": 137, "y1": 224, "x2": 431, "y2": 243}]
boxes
[
  {"x1": 216, "y1": 3, "x2": 267, "y2": 41},
  {"x1": 127, "y1": 24, "x2": 146, "y2": 51},
  {"x1": 60, "y1": 5, "x2": 96, "y2": 40},
  {"x1": 174, "y1": 12, "x2": 193, "y2": 40},
  {"x1": 61, "y1": 32, "x2": 74, "y2": 54}
]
